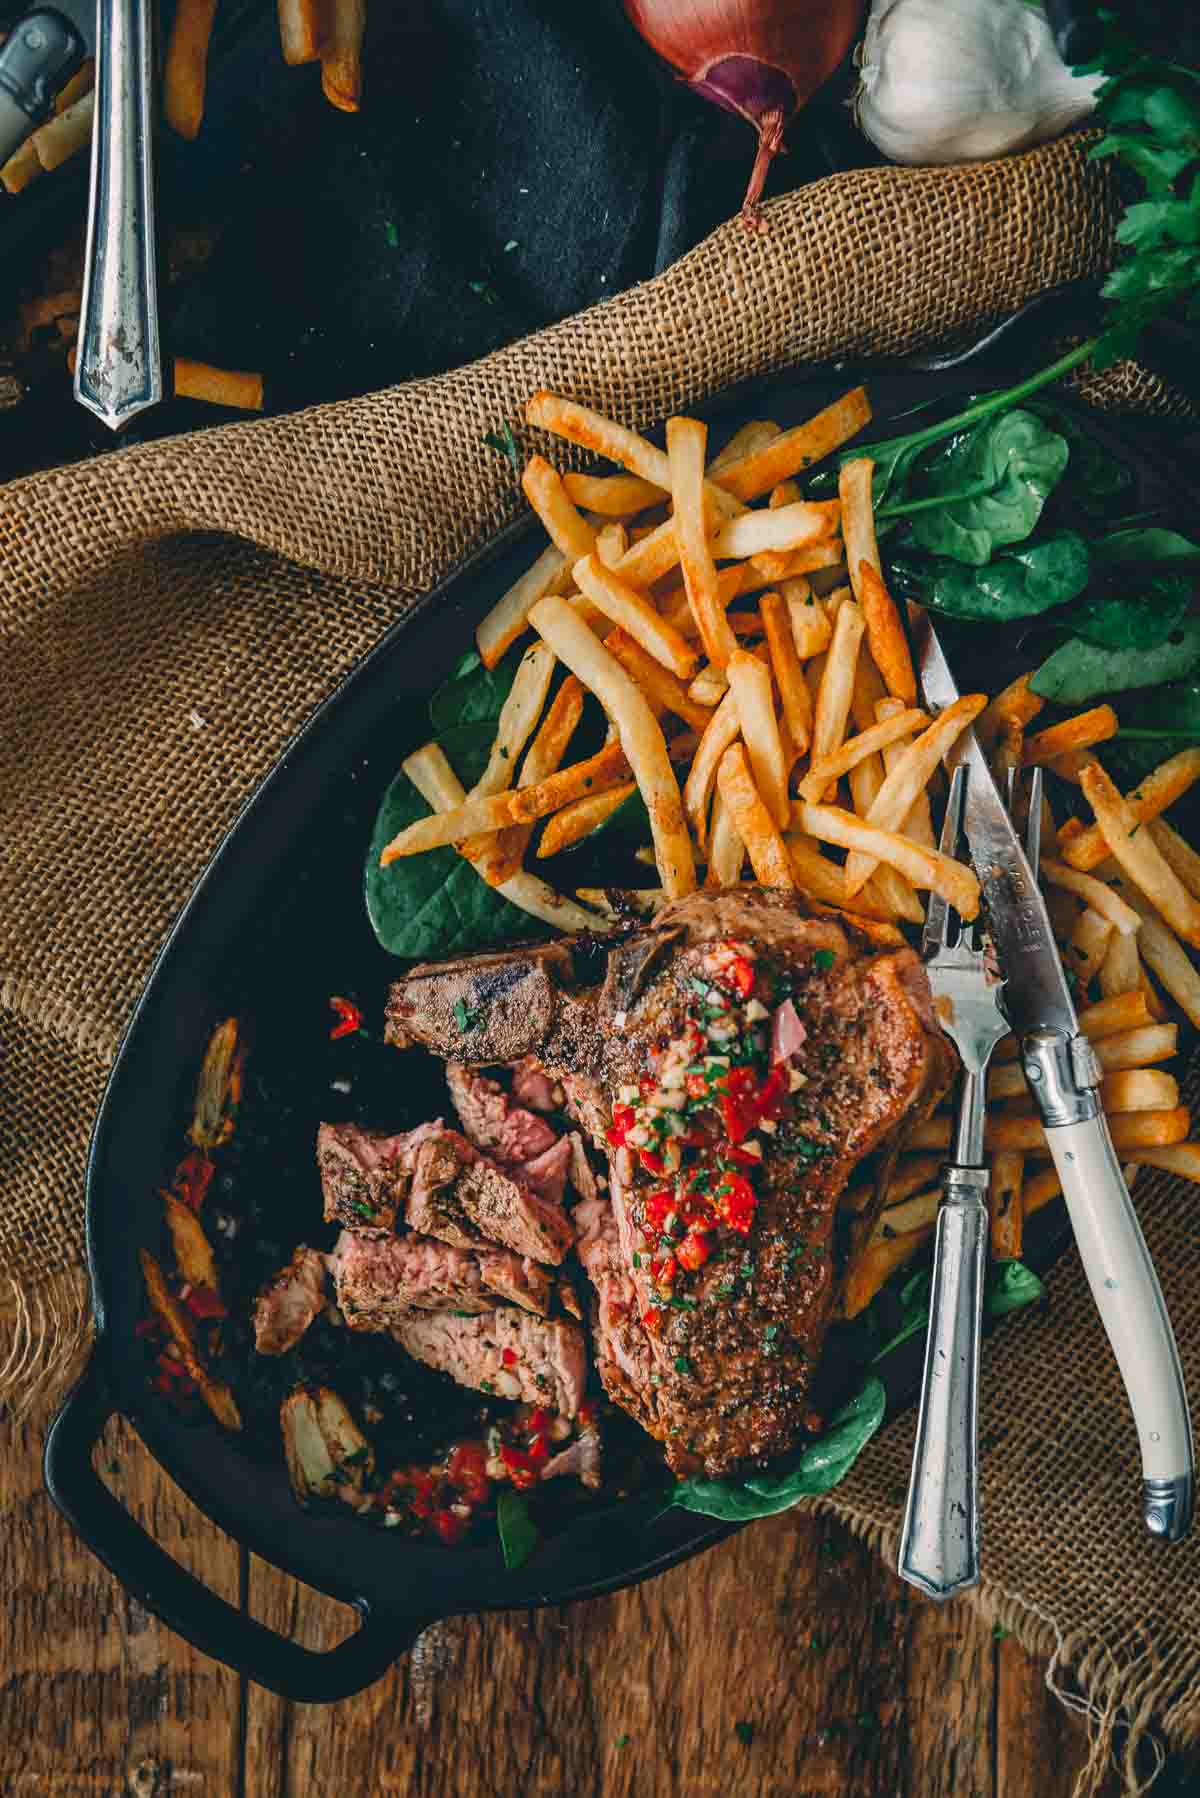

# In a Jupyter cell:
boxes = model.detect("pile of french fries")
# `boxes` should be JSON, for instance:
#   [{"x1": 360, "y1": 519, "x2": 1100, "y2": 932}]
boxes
[{"x1": 378, "y1": 386, "x2": 1200, "y2": 1314}]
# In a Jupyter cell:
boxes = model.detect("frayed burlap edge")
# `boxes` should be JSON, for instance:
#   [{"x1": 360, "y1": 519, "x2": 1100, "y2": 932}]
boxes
[{"x1": 0, "y1": 1266, "x2": 92, "y2": 1423}]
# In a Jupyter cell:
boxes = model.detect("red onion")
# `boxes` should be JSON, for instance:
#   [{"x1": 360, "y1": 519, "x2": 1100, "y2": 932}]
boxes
[
  {"x1": 770, "y1": 998, "x2": 807, "y2": 1063},
  {"x1": 624, "y1": 0, "x2": 864, "y2": 222}
]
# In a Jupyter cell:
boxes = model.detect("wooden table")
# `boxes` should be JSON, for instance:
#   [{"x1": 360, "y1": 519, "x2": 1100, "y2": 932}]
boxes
[{"x1": 7, "y1": 1391, "x2": 1199, "y2": 1797}]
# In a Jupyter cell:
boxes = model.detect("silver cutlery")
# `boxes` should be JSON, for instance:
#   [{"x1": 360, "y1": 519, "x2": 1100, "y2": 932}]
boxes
[
  {"x1": 898, "y1": 763, "x2": 1009, "y2": 1598},
  {"x1": 911, "y1": 604, "x2": 1194, "y2": 1542}
]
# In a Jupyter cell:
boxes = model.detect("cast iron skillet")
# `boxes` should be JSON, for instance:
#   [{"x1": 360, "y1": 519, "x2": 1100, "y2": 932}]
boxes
[{"x1": 42, "y1": 287, "x2": 1199, "y2": 1701}]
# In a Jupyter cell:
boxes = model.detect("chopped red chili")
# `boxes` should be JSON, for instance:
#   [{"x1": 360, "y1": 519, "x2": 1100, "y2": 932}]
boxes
[
  {"x1": 328, "y1": 995, "x2": 364, "y2": 1039},
  {"x1": 501, "y1": 1347, "x2": 519, "y2": 1367},
  {"x1": 432, "y1": 1508, "x2": 470, "y2": 1545},
  {"x1": 676, "y1": 1228, "x2": 712, "y2": 1271},
  {"x1": 171, "y1": 1150, "x2": 214, "y2": 1212},
  {"x1": 184, "y1": 1286, "x2": 227, "y2": 1321}
]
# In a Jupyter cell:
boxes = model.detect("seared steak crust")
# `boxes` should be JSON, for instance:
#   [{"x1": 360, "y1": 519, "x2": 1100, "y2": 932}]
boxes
[{"x1": 387, "y1": 887, "x2": 951, "y2": 1480}]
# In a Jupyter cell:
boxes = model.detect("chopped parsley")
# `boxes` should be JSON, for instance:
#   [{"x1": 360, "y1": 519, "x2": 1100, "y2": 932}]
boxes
[
  {"x1": 674, "y1": 1355, "x2": 693, "y2": 1376},
  {"x1": 813, "y1": 948, "x2": 836, "y2": 972},
  {"x1": 734, "y1": 1722, "x2": 755, "y2": 1746},
  {"x1": 470, "y1": 279, "x2": 500, "y2": 306},
  {"x1": 350, "y1": 1199, "x2": 376, "y2": 1219},
  {"x1": 483, "y1": 423, "x2": 521, "y2": 473},
  {"x1": 614, "y1": 1734, "x2": 630, "y2": 1750},
  {"x1": 452, "y1": 998, "x2": 484, "y2": 1033}
]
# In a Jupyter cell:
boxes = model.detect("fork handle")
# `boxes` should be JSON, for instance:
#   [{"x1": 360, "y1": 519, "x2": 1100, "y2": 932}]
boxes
[
  {"x1": 897, "y1": 1165, "x2": 989, "y2": 1600},
  {"x1": 1043, "y1": 1113, "x2": 1193, "y2": 1541}
]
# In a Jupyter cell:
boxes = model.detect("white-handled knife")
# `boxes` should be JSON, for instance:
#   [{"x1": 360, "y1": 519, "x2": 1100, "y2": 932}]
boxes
[{"x1": 910, "y1": 604, "x2": 1194, "y2": 1542}]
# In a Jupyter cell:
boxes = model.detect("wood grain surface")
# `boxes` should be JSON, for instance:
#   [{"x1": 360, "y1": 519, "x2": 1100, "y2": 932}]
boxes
[{"x1": 8, "y1": 1392, "x2": 1199, "y2": 1798}]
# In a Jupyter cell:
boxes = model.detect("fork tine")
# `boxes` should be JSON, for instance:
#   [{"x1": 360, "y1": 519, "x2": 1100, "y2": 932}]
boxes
[
  {"x1": 924, "y1": 763, "x2": 966, "y2": 952},
  {"x1": 1003, "y1": 762, "x2": 1044, "y2": 872}
]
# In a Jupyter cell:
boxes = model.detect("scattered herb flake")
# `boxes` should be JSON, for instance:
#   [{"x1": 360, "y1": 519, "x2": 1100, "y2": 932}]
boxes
[
  {"x1": 470, "y1": 279, "x2": 500, "y2": 306},
  {"x1": 453, "y1": 998, "x2": 484, "y2": 1033},
  {"x1": 504, "y1": 239, "x2": 519, "y2": 253},
  {"x1": 813, "y1": 949, "x2": 835, "y2": 972},
  {"x1": 483, "y1": 423, "x2": 521, "y2": 474},
  {"x1": 734, "y1": 1722, "x2": 755, "y2": 1746}
]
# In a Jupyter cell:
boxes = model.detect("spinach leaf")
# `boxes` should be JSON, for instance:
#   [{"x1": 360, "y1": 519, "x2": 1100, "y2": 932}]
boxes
[
  {"x1": 1092, "y1": 527, "x2": 1200, "y2": 568},
  {"x1": 907, "y1": 410, "x2": 1069, "y2": 565},
  {"x1": 1029, "y1": 403, "x2": 1135, "y2": 514},
  {"x1": 1069, "y1": 573, "x2": 1192, "y2": 650},
  {"x1": 869, "y1": 1268, "x2": 934, "y2": 1363},
  {"x1": 497, "y1": 1489, "x2": 539, "y2": 1571},
  {"x1": 671, "y1": 1379, "x2": 886, "y2": 1521},
  {"x1": 1031, "y1": 618, "x2": 1200, "y2": 705},
  {"x1": 889, "y1": 531, "x2": 1089, "y2": 623},
  {"x1": 429, "y1": 644, "x2": 522, "y2": 732},
  {"x1": 365, "y1": 725, "x2": 545, "y2": 959},
  {"x1": 987, "y1": 1261, "x2": 1045, "y2": 1318}
]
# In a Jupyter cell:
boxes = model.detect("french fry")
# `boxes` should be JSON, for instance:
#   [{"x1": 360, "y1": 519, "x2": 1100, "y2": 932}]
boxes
[
  {"x1": 1024, "y1": 1167, "x2": 1062, "y2": 1218},
  {"x1": 714, "y1": 389, "x2": 872, "y2": 504},
  {"x1": 708, "y1": 420, "x2": 781, "y2": 474},
  {"x1": 562, "y1": 472, "x2": 667, "y2": 515},
  {"x1": 1061, "y1": 749, "x2": 1200, "y2": 871},
  {"x1": 810, "y1": 599, "x2": 866, "y2": 800},
  {"x1": 1078, "y1": 762, "x2": 1200, "y2": 947},
  {"x1": 685, "y1": 687, "x2": 741, "y2": 850},
  {"x1": 976, "y1": 672, "x2": 1044, "y2": 747},
  {"x1": 54, "y1": 59, "x2": 95, "y2": 114},
  {"x1": 477, "y1": 545, "x2": 570, "y2": 669},
  {"x1": 1047, "y1": 748, "x2": 1100, "y2": 786},
  {"x1": 172, "y1": 358, "x2": 265, "y2": 411},
  {"x1": 760, "y1": 590, "x2": 813, "y2": 759},
  {"x1": 1121, "y1": 890, "x2": 1200, "y2": 1029},
  {"x1": 855, "y1": 560, "x2": 916, "y2": 703},
  {"x1": 1066, "y1": 907, "x2": 1114, "y2": 988},
  {"x1": 769, "y1": 480, "x2": 803, "y2": 509},
  {"x1": 753, "y1": 540, "x2": 845, "y2": 584},
  {"x1": 573, "y1": 554, "x2": 698, "y2": 679},
  {"x1": 1123, "y1": 1143, "x2": 1200, "y2": 1185},
  {"x1": 843, "y1": 1227, "x2": 933, "y2": 1318},
  {"x1": 506, "y1": 740, "x2": 630, "y2": 823},
  {"x1": 1076, "y1": 989, "x2": 1155, "y2": 1040},
  {"x1": 321, "y1": 0, "x2": 365, "y2": 111},
  {"x1": 988, "y1": 1061, "x2": 1028, "y2": 1102},
  {"x1": 784, "y1": 580, "x2": 833, "y2": 659},
  {"x1": 784, "y1": 835, "x2": 896, "y2": 923},
  {"x1": 1139, "y1": 966, "x2": 1170, "y2": 1022},
  {"x1": 877, "y1": 699, "x2": 936, "y2": 850},
  {"x1": 668, "y1": 417, "x2": 737, "y2": 670},
  {"x1": 278, "y1": 0, "x2": 325, "y2": 63},
  {"x1": 595, "y1": 521, "x2": 628, "y2": 568},
  {"x1": 711, "y1": 500, "x2": 840, "y2": 560},
  {"x1": 1093, "y1": 1023, "x2": 1178, "y2": 1072},
  {"x1": 716, "y1": 745, "x2": 796, "y2": 888},
  {"x1": 468, "y1": 641, "x2": 556, "y2": 802},
  {"x1": 20, "y1": 90, "x2": 94, "y2": 180},
  {"x1": 705, "y1": 787, "x2": 746, "y2": 888},
  {"x1": 1101, "y1": 1069, "x2": 1180, "y2": 1113},
  {"x1": 658, "y1": 566, "x2": 748, "y2": 641},
  {"x1": 0, "y1": 137, "x2": 42, "y2": 196},
  {"x1": 868, "y1": 1188, "x2": 941, "y2": 1246},
  {"x1": 1107, "y1": 1108, "x2": 1191, "y2": 1150},
  {"x1": 482, "y1": 675, "x2": 586, "y2": 883},
  {"x1": 606, "y1": 629, "x2": 713, "y2": 731},
  {"x1": 530, "y1": 595, "x2": 695, "y2": 896},
  {"x1": 380, "y1": 787, "x2": 516, "y2": 856},
  {"x1": 727, "y1": 649, "x2": 789, "y2": 827},
  {"x1": 793, "y1": 800, "x2": 981, "y2": 919},
  {"x1": 842, "y1": 694, "x2": 987, "y2": 894},
  {"x1": 1023, "y1": 705, "x2": 1118, "y2": 766},
  {"x1": 799, "y1": 708, "x2": 928, "y2": 803},
  {"x1": 537, "y1": 782, "x2": 636, "y2": 857},
  {"x1": 522, "y1": 457, "x2": 597, "y2": 563},
  {"x1": 688, "y1": 666, "x2": 728, "y2": 708},
  {"x1": 165, "y1": 0, "x2": 218, "y2": 139},
  {"x1": 527, "y1": 390, "x2": 676, "y2": 492},
  {"x1": 910, "y1": 1115, "x2": 1047, "y2": 1154},
  {"x1": 989, "y1": 1150, "x2": 1024, "y2": 1260},
  {"x1": 1098, "y1": 926, "x2": 1141, "y2": 998},
  {"x1": 1147, "y1": 818, "x2": 1200, "y2": 902}
]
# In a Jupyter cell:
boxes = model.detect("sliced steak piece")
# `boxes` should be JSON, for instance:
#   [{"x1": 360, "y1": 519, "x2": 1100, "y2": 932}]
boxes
[
  {"x1": 446, "y1": 1062, "x2": 557, "y2": 1163},
  {"x1": 330, "y1": 1229, "x2": 554, "y2": 1328},
  {"x1": 407, "y1": 1129, "x2": 574, "y2": 1265},
  {"x1": 317, "y1": 1119, "x2": 443, "y2": 1230},
  {"x1": 511, "y1": 1056, "x2": 564, "y2": 1112},
  {"x1": 253, "y1": 1245, "x2": 328, "y2": 1356},
  {"x1": 542, "y1": 1421, "x2": 602, "y2": 1488},
  {"x1": 513, "y1": 1134, "x2": 573, "y2": 1206},
  {"x1": 388, "y1": 886, "x2": 953, "y2": 1478},
  {"x1": 391, "y1": 1308, "x2": 587, "y2": 1416}
]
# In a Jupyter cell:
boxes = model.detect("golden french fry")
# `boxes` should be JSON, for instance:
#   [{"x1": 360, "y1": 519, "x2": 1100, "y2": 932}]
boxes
[
  {"x1": 877, "y1": 700, "x2": 936, "y2": 851},
  {"x1": 784, "y1": 835, "x2": 897, "y2": 923},
  {"x1": 988, "y1": 1062, "x2": 1028, "y2": 1103},
  {"x1": 843, "y1": 694, "x2": 987, "y2": 894},
  {"x1": 769, "y1": 480, "x2": 803, "y2": 509},
  {"x1": 1024, "y1": 1167, "x2": 1062, "y2": 1218},
  {"x1": 1098, "y1": 927, "x2": 1141, "y2": 999},
  {"x1": 688, "y1": 666, "x2": 729, "y2": 708},
  {"x1": 573, "y1": 554, "x2": 698, "y2": 679},
  {"x1": 793, "y1": 800, "x2": 981, "y2": 919},
  {"x1": 1147, "y1": 818, "x2": 1200, "y2": 902},
  {"x1": 989, "y1": 1150, "x2": 1024, "y2": 1260},
  {"x1": 522, "y1": 457, "x2": 597, "y2": 563},
  {"x1": 1023, "y1": 705, "x2": 1118, "y2": 765},
  {"x1": 527, "y1": 391, "x2": 672, "y2": 491},
  {"x1": 321, "y1": 0, "x2": 365, "y2": 111},
  {"x1": 711, "y1": 500, "x2": 840, "y2": 561},
  {"x1": 1124, "y1": 1143, "x2": 1200, "y2": 1185},
  {"x1": 595, "y1": 521, "x2": 628, "y2": 568},
  {"x1": 1093, "y1": 1023, "x2": 1179, "y2": 1072},
  {"x1": 1066, "y1": 907, "x2": 1115, "y2": 988},
  {"x1": 1077, "y1": 989, "x2": 1155, "y2": 1040},
  {"x1": 562, "y1": 472, "x2": 667, "y2": 516},
  {"x1": 838, "y1": 459, "x2": 881, "y2": 602},
  {"x1": 482, "y1": 676, "x2": 586, "y2": 884},
  {"x1": 606, "y1": 629, "x2": 714, "y2": 731},
  {"x1": 1061, "y1": 750, "x2": 1200, "y2": 872},
  {"x1": 1101, "y1": 1069, "x2": 1180, "y2": 1113},
  {"x1": 705, "y1": 787, "x2": 746, "y2": 888},
  {"x1": 668, "y1": 417, "x2": 737, "y2": 671},
  {"x1": 278, "y1": 0, "x2": 325, "y2": 63},
  {"x1": 716, "y1": 744, "x2": 796, "y2": 888},
  {"x1": 842, "y1": 1227, "x2": 933, "y2": 1319},
  {"x1": 708, "y1": 420, "x2": 781, "y2": 474},
  {"x1": 811, "y1": 599, "x2": 866, "y2": 800},
  {"x1": 165, "y1": 0, "x2": 217, "y2": 139},
  {"x1": 976, "y1": 672, "x2": 1044, "y2": 747},
  {"x1": 507, "y1": 739, "x2": 631, "y2": 824},
  {"x1": 0, "y1": 137, "x2": 43, "y2": 195},
  {"x1": 1078, "y1": 763, "x2": 1200, "y2": 948},
  {"x1": 658, "y1": 565, "x2": 746, "y2": 640},
  {"x1": 753, "y1": 540, "x2": 846, "y2": 583},
  {"x1": 1047, "y1": 748, "x2": 1100, "y2": 786},
  {"x1": 760, "y1": 591, "x2": 813, "y2": 760},
  {"x1": 1121, "y1": 891, "x2": 1200, "y2": 1029},
  {"x1": 54, "y1": 58, "x2": 95, "y2": 113},
  {"x1": 714, "y1": 389, "x2": 872, "y2": 504},
  {"x1": 868, "y1": 1188, "x2": 941, "y2": 1246},
  {"x1": 537, "y1": 782, "x2": 636, "y2": 857},
  {"x1": 910, "y1": 1115, "x2": 1047, "y2": 1154},
  {"x1": 685, "y1": 687, "x2": 742, "y2": 851},
  {"x1": 1107, "y1": 1107, "x2": 1191, "y2": 1150},
  {"x1": 855, "y1": 560, "x2": 916, "y2": 704},
  {"x1": 381, "y1": 787, "x2": 518, "y2": 857},
  {"x1": 1139, "y1": 966, "x2": 1170, "y2": 1022},
  {"x1": 784, "y1": 581, "x2": 833, "y2": 660},
  {"x1": 476, "y1": 545, "x2": 571, "y2": 669},
  {"x1": 530, "y1": 595, "x2": 695, "y2": 896},
  {"x1": 799, "y1": 708, "x2": 929, "y2": 802},
  {"x1": 462, "y1": 642, "x2": 555, "y2": 824},
  {"x1": 727, "y1": 649, "x2": 789, "y2": 827}
]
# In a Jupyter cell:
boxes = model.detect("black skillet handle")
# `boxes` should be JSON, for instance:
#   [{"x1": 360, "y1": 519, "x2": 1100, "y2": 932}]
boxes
[{"x1": 44, "y1": 1354, "x2": 429, "y2": 1702}]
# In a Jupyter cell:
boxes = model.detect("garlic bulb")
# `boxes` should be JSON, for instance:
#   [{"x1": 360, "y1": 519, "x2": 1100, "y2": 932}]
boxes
[{"x1": 854, "y1": 0, "x2": 1103, "y2": 166}]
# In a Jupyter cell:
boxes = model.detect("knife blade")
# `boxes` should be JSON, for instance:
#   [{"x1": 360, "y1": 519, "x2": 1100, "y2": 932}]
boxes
[
  {"x1": 0, "y1": 2, "x2": 92, "y2": 167},
  {"x1": 909, "y1": 602, "x2": 1194, "y2": 1543}
]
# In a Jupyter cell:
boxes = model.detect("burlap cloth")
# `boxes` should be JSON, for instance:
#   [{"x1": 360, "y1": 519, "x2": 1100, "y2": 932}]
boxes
[{"x1": 2, "y1": 130, "x2": 1198, "y2": 1788}]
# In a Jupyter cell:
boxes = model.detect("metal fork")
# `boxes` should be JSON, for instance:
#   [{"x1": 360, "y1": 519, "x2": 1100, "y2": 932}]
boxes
[{"x1": 897, "y1": 762, "x2": 1011, "y2": 1599}]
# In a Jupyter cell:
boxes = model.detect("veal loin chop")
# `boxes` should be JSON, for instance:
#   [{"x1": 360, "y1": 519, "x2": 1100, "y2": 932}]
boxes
[{"x1": 386, "y1": 888, "x2": 953, "y2": 1479}]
